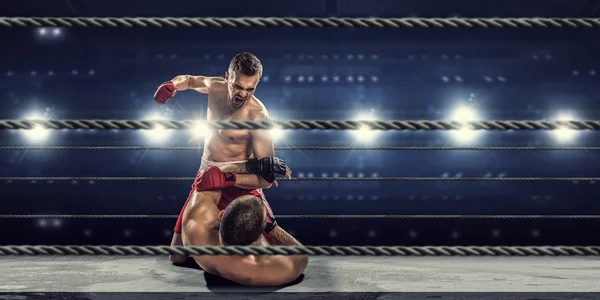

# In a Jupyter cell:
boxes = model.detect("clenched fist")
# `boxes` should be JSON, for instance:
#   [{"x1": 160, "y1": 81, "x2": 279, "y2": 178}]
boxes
[{"x1": 154, "y1": 81, "x2": 176, "y2": 104}]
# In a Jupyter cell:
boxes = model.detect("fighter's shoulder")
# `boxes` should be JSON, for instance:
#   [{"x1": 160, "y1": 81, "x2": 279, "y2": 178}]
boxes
[
  {"x1": 206, "y1": 77, "x2": 227, "y2": 91},
  {"x1": 188, "y1": 189, "x2": 221, "y2": 210},
  {"x1": 245, "y1": 97, "x2": 269, "y2": 120}
]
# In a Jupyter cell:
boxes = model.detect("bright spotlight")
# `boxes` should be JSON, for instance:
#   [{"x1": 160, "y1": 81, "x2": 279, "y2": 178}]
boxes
[
  {"x1": 449, "y1": 106, "x2": 480, "y2": 143},
  {"x1": 450, "y1": 106, "x2": 478, "y2": 121},
  {"x1": 352, "y1": 111, "x2": 378, "y2": 142},
  {"x1": 23, "y1": 112, "x2": 50, "y2": 142},
  {"x1": 451, "y1": 128, "x2": 479, "y2": 143},
  {"x1": 269, "y1": 128, "x2": 285, "y2": 142},
  {"x1": 144, "y1": 113, "x2": 170, "y2": 142},
  {"x1": 24, "y1": 125, "x2": 50, "y2": 142},
  {"x1": 552, "y1": 112, "x2": 577, "y2": 142},
  {"x1": 353, "y1": 125, "x2": 376, "y2": 142},
  {"x1": 555, "y1": 112, "x2": 574, "y2": 121},
  {"x1": 38, "y1": 28, "x2": 47, "y2": 36},
  {"x1": 146, "y1": 112, "x2": 165, "y2": 120},
  {"x1": 354, "y1": 111, "x2": 376, "y2": 121},
  {"x1": 25, "y1": 112, "x2": 44, "y2": 120},
  {"x1": 144, "y1": 125, "x2": 169, "y2": 142},
  {"x1": 192, "y1": 121, "x2": 210, "y2": 139},
  {"x1": 53, "y1": 28, "x2": 61, "y2": 36},
  {"x1": 553, "y1": 128, "x2": 576, "y2": 142}
]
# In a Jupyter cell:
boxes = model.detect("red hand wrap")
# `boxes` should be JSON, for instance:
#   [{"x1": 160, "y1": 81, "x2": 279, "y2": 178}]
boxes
[
  {"x1": 154, "y1": 82, "x2": 176, "y2": 104},
  {"x1": 194, "y1": 166, "x2": 236, "y2": 192}
]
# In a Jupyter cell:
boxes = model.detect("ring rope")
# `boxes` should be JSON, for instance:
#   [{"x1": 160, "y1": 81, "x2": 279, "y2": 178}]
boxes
[
  {"x1": 2, "y1": 146, "x2": 600, "y2": 151},
  {"x1": 1, "y1": 177, "x2": 598, "y2": 181},
  {"x1": 2, "y1": 120, "x2": 600, "y2": 131},
  {"x1": 2, "y1": 214, "x2": 600, "y2": 219},
  {"x1": 1, "y1": 245, "x2": 599, "y2": 256},
  {"x1": 1, "y1": 17, "x2": 600, "y2": 29}
]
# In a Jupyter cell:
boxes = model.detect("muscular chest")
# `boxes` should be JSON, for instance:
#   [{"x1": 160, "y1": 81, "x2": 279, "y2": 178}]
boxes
[{"x1": 207, "y1": 109, "x2": 250, "y2": 143}]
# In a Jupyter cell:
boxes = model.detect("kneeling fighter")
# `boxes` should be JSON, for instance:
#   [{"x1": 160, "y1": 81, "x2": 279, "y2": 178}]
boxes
[
  {"x1": 176, "y1": 165, "x2": 309, "y2": 286},
  {"x1": 170, "y1": 157, "x2": 289, "y2": 263}
]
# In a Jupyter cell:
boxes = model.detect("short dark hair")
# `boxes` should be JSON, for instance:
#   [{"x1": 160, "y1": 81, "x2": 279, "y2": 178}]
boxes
[
  {"x1": 219, "y1": 196, "x2": 266, "y2": 245},
  {"x1": 228, "y1": 52, "x2": 262, "y2": 77}
]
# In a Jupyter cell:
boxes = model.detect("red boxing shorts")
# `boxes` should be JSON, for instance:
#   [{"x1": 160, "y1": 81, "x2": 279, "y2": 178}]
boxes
[{"x1": 173, "y1": 171, "x2": 275, "y2": 245}]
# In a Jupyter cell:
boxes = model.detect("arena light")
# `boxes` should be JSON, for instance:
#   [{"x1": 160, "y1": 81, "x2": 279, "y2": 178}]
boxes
[
  {"x1": 552, "y1": 112, "x2": 578, "y2": 142},
  {"x1": 269, "y1": 128, "x2": 285, "y2": 142},
  {"x1": 192, "y1": 120, "x2": 210, "y2": 139},
  {"x1": 143, "y1": 113, "x2": 170, "y2": 142},
  {"x1": 354, "y1": 125, "x2": 377, "y2": 142},
  {"x1": 449, "y1": 106, "x2": 480, "y2": 143},
  {"x1": 23, "y1": 112, "x2": 50, "y2": 142},
  {"x1": 24, "y1": 125, "x2": 50, "y2": 142},
  {"x1": 351, "y1": 111, "x2": 378, "y2": 142}
]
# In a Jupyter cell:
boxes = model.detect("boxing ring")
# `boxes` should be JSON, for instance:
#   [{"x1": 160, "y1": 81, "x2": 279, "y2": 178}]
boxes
[{"x1": 2, "y1": 16, "x2": 600, "y2": 299}]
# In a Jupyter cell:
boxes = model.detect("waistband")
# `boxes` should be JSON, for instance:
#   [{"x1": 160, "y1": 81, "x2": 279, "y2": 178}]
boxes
[{"x1": 199, "y1": 155, "x2": 254, "y2": 171}]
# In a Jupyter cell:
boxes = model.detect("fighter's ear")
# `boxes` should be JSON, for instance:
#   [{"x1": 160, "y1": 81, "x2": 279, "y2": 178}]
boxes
[
  {"x1": 217, "y1": 210, "x2": 225, "y2": 221},
  {"x1": 224, "y1": 72, "x2": 229, "y2": 81}
]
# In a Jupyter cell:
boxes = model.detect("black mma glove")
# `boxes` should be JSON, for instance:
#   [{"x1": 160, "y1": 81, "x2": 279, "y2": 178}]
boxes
[
  {"x1": 264, "y1": 215, "x2": 278, "y2": 233},
  {"x1": 245, "y1": 157, "x2": 287, "y2": 183}
]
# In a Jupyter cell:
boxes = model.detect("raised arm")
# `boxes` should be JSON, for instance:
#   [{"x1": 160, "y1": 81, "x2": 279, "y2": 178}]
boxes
[
  {"x1": 154, "y1": 76, "x2": 223, "y2": 104},
  {"x1": 171, "y1": 75, "x2": 221, "y2": 94}
]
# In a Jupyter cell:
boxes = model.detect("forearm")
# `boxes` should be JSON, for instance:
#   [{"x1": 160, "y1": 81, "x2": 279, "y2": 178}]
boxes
[
  {"x1": 269, "y1": 226, "x2": 303, "y2": 246},
  {"x1": 268, "y1": 226, "x2": 309, "y2": 275},
  {"x1": 235, "y1": 174, "x2": 272, "y2": 189},
  {"x1": 171, "y1": 75, "x2": 208, "y2": 91},
  {"x1": 218, "y1": 163, "x2": 272, "y2": 189},
  {"x1": 170, "y1": 75, "x2": 192, "y2": 91}
]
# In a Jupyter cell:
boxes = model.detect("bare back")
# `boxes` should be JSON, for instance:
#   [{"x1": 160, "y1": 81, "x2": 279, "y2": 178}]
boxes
[
  {"x1": 181, "y1": 189, "x2": 274, "y2": 278},
  {"x1": 203, "y1": 79, "x2": 268, "y2": 162}
]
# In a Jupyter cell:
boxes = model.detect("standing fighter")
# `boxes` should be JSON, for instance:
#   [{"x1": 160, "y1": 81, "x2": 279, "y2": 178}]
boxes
[{"x1": 154, "y1": 52, "x2": 292, "y2": 263}]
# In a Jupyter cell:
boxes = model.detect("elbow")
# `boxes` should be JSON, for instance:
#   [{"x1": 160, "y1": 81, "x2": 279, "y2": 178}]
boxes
[
  {"x1": 296, "y1": 255, "x2": 309, "y2": 274},
  {"x1": 275, "y1": 257, "x2": 309, "y2": 286},
  {"x1": 276, "y1": 263, "x2": 307, "y2": 286},
  {"x1": 220, "y1": 270, "x2": 259, "y2": 286}
]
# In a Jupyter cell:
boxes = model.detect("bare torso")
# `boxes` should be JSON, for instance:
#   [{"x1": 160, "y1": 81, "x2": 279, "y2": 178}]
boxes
[{"x1": 203, "y1": 78, "x2": 268, "y2": 162}]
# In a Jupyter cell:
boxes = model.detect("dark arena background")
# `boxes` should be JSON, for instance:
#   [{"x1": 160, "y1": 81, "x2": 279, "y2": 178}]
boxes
[{"x1": 1, "y1": 0, "x2": 600, "y2": 299}]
